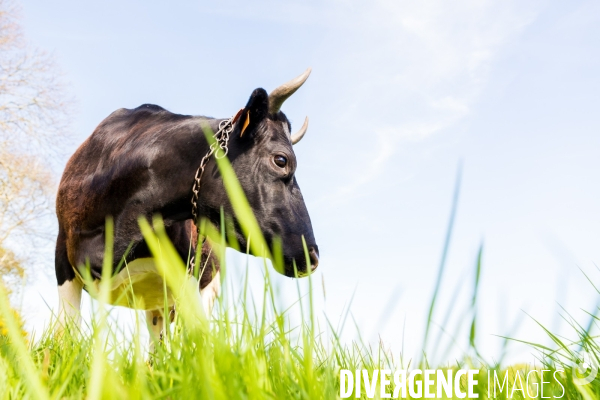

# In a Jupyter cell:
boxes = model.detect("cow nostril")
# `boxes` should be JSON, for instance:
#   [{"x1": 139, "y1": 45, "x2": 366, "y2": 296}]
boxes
[{"x1": 308, "y1": 247, "x2": 319, "y2": 271}]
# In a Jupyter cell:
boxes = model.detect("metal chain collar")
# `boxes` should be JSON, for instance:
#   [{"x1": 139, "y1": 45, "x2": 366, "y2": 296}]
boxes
[{"x1": 190, "y1": 116, "x2": 235, "y2": 223}]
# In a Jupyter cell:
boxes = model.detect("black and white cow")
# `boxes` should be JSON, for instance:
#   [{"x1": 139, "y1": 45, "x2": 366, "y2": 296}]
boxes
[{"x1": 54, "y1": 69, "x2": 319, "y2": 343}]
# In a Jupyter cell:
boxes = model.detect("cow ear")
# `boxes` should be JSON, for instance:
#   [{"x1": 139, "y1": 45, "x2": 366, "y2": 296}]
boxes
[{"x1": 238, "y1": 88, "x2": 268, "y2": 139}]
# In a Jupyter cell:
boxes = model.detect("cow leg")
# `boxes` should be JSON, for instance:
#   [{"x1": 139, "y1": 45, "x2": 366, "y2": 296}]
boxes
[
  {"x1": 197, "y1": 237, "x2": 221, "y2": 317},
  {"x1": 145, "y1": 306, "x2": 177, "y2": 354},
  {"x1": 146, "y1": 309, "x2": 164, "y2": 354},
  {"x1": 55, "y1": 228, "x2": 83, "y2": 334},
  {"x1": 57, "y1": 279, "x2": 83, "y2": 332},
  {"x1": 201, "y1": 270, "x2": 220, "y2": 317}
]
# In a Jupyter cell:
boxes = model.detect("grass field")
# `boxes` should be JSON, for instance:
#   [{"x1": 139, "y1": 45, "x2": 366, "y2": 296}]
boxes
[
  {"x1": 0, "y1": 232, "x2": 598, "y2": 399},
  {"x1": 0, "y1": 139, "x2": 599, "y2": 399}
]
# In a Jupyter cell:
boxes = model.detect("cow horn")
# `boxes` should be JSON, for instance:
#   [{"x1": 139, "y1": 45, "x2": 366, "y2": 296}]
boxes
[
  {"x1": 268, "y1": 67, "x2": 312, "y2": 114},
  {"x1": 291, "y1": 117, "x2": 309, "y2": 144}
]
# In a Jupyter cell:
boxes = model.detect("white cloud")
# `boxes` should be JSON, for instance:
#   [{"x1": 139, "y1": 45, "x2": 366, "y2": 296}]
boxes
[{"x1": 315, "y1": 0, "x2": 541, "y2": 197}]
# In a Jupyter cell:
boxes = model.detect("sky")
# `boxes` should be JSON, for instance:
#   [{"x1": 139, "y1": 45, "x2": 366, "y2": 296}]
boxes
[{"x1": 17, "y1": 0, "x2": 600, "y2": 365}]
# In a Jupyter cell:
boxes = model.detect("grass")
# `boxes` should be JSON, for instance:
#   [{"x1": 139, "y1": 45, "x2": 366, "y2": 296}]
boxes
[{"x1": 0, "y1": 138, "x2": 599, "y2": 398}]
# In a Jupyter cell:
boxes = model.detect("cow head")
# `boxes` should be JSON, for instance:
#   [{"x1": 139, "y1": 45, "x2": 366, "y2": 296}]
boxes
[{"x1": 198, "y1": 69, "x2": 319, "y2": 277}]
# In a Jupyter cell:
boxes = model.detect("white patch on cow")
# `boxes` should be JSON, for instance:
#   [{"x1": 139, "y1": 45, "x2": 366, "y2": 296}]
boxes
[
  {"x1": 57, "y1": 279, "x2": 83, "y2": 331},
  {"x1": 74, "y1": 257, "x2": 220, "y2": 351},
  {"x1": 85, "y1": 257, "x2": 219, "y2": 313},
  {"x1": 96, "y1": 257, "x2": 175, "y2": 311},
  {"x1": 201, "y1": 270, "x2": 220, "y2": 317}
]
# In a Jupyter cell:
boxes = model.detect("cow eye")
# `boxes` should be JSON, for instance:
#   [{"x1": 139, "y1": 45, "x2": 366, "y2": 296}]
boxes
[{"x1": 273, "y1": 155, "x2": 287, "y2": 168}]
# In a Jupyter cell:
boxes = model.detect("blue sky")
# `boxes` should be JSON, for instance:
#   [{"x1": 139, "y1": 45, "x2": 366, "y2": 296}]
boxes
[{"x1": 19, "y1": 0, "x2": 600, "y2": 364}]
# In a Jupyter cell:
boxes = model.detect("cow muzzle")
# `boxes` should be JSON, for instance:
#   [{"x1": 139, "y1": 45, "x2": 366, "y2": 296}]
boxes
[
  {"x1": 291, "y1": 246, "x2": 319, "y2": 278},
  {"x1": 308, "y1": 246, "x2": 319, "y2": 272}
]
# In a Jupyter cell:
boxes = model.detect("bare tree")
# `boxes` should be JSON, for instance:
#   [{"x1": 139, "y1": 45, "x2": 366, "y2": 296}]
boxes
[{"x1": 0, "y1": 0, "x2": 71, "y2": 292}]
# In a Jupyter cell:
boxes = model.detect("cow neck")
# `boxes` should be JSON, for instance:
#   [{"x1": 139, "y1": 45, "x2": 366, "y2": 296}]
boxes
[{"x1": 190, "y1": 109, "x2": 244, "y2": 224}]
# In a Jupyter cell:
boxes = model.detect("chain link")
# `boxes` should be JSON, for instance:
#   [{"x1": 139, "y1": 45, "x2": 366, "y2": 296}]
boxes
[{"x1": 190, "y1": 118, "x2": 234, "y2": 223}]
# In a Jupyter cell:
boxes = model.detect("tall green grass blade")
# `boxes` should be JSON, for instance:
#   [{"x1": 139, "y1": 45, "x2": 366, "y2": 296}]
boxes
[
  {"x1": 88, "y1": 217, "x2": 114, "y2": 400},
  {"x1": 0, "y1": 283, "x2": 49, "y2": 400},
  {"x1": 138, "y1": 216, "x2": 206, "y2": 325},
  {"x1": 421, "y1": 163, "x2": 462, "y2": 362},
  {"x1": 201, "y1": 123, "x2": 280, "y2": 273},
  {"x1": 469, "y1": 244, "x2": 483, "y2": 359}
]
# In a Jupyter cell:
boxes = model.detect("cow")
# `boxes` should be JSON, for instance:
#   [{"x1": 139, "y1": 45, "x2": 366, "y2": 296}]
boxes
[{"x1": 54, "y1": 69, "x2": 319, "y2": 345}]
